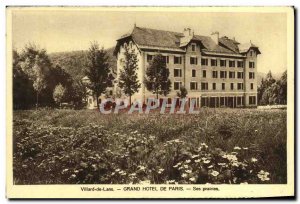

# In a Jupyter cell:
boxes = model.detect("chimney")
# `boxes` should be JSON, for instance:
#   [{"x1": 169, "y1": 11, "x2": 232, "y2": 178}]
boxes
[
  {"x1": 183, "y1": 28, "x2": 193, "y2": 37},
  {"x1": 211, "y1": 31, "x2": 219, "y2": 45}
]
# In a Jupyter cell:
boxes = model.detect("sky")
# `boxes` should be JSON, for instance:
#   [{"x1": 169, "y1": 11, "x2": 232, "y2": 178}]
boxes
[{"x1": 11, "y1": 8, "x2": 288, "y2": 74}]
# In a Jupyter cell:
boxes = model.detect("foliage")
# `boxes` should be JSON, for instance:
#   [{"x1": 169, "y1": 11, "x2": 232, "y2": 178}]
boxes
[
  {"x1": 13, "y1": 108, "x2": 286, "y2": 184},
  {"x1": 19, "y1": 44, "x2": 52, "y2": 107},
  {"x1": 53, "y1": 84, "x2": 66, "y2": 106},
  {"x1": 258, "y1": 70, "x2": 287, "y2": 105},
  {"x1": 13, "y1": 50, "x2": 36, "y2": 109},
  {"x1": 85, "y1": 42, "x2": 114, "y2": 108},
  {"x1": 118, "y1": 45, "x2": 141, "y2": 104},
  {"x1": 145, "y1": 54, "x2": 171, "y2": 99},
  {"x1": 177, "y1": 86, "x2": 188, "y2": 98}
]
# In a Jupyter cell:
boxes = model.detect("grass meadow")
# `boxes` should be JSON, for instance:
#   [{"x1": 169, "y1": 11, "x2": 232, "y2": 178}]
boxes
[{"x1": 13, "y1": 108, "x2": 287, "y2": 184}]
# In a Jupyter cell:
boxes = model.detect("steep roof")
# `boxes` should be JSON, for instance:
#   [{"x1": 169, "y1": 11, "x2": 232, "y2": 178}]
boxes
[
  {"x1": 219, "y1": 36, "x2": 240, "y2": 53},
  {"x1": 131, "y1": 27, "x2": 183, "y2": 49},
  {"x1": 115, "y1": 26, "x2": 260, "y2": 56},
  {"x1": 238, "y1": 42, "x2": 261, "y2": 54},
  {"x1": 193, "y1": 35, "x2": 236, "y2": 54}
]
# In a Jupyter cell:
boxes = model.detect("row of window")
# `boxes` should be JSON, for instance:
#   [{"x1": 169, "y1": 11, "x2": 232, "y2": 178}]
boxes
[
  {"x1": 173, "y1": 69, "x2": 255, "y2": 79},
  {"x1": 174, "y1": 82, "x2": 255, "y2": 91},
  {"x1": 201, "y1": 96, "x2": 246, "y2": 107},
  {"x1": 146, "y1": 54, "x2": 255, "y2": 68}
]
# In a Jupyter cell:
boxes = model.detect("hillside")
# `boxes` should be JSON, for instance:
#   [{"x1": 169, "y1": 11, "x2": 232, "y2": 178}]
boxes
[{"x1": 49, "y1": 47, "x2": 116, "y2": 81}]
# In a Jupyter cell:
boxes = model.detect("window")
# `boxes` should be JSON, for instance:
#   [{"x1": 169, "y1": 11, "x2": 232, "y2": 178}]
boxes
[
  {"x1": 251, "y1": 83, "x2": 254, "y2": 90},
  {"x1": 237, "y1": 97, "x2": 244, "y2": 106},
  {"x1": 237, "y1": 72, "x2": 244, "y2": 79},
  {"x1": 162, "y1": 56, "x2": 169, "y2": 64},
  {"x1": 249, "y1": 96, "x2": 256, "y2": 105},
  {"x1": 220, "y1": 71, "x2": 227, "y2": 78},
  {"x1": 201, "y1": 97, "x2": 208, "y2": 107},
  {"x1": 89, "y1": 98, "x2": 93, "y2": 104},
  {"x1": 229, "y1": 60, "x2": 235, "y2": 67},
  {"x1": 237, "y1": 61, "x2": 244, "y2": 68},
  {"x1": 201, "y1": 58, "x2": 208, "y2": 66},
  {"x1": 220, "y1": 97, "x2": 226, "y2": 106},
  {"x1": 147, "y1": 54, "x2": 153, "y2": 62},
  {"x1": 249, "y1": 61, "x2": 255, "y2": 68},
  {"x1": 249, "y1": 72, "x2": 255, "y2": 79},
  {"x1": 250, "y1": 51, "x2": 254, "y2": 57},
  {"x1": 222, "y1": 83, "x2": 226, "y2": 90},
  {"x1": 174, "y1": 82, "x2": 182, "y2": 90},
  {"x1": 229, "y1": 71, "x2": 235, "y2": 79},
  {"x1": 212, "y1": 71, "x2": 218, "y2": 78},
  {"x1": 211, "y1": 59, "x2": 218, "y2": 66},
  {"x1": 191, "y1": 44, "x2": 196, "y2": 51},
  {"x1": 190, "y1": 57, "x2": 198, "y2": 65},
  {"x1": 202, "y1": 70, "x2": 206, "y2": 78},
  {"x1": 201, "y1": 82, "x2": 208, "y2": 90},
  {"x1": 212, "y1": 83, "x2": 216, "y2": 90},
  {"x1": 174, "y1": 69, "x2": 182, "y2": 77},
  {"x1": 192, "y1": 69, "x2": 196, "y2": 77},
  {"x1": 190, "y1": 82, "x2": 198, "y2": 90},
  {"x1": 220, "y1": 59, "x2": 226, "y2": 67},
  {"x1": 174, "y1": 56, "x2": 182, "y2": 64},
  {"x1": 230, "y1": 83, "x2": 234, "y2": 90},
  {"x1": 237, "y1": 83, "x2": 244, "y2": 90}
]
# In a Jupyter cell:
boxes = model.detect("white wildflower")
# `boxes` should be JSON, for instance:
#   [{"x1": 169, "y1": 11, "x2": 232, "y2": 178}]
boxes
[
  {"x1": 189, "y1": 177, "x2": 196, "y2": 182},
  {"x1": 185, "y1": 169, "x2": 192, "y2": 174},
  {"x1": 251, "y1": 158, "x2": 258, "y2": 163},
  {"x1": 181, "y1": 173, "x2": 188, "y2": 178},
  {"x1": 211, "y1": 171, "x2": 219, "y2": 177}
]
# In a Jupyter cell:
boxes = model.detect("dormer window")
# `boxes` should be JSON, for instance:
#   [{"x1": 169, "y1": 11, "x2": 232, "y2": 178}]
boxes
[{"x1": 191, "y1": 43, "x2": 196, "y2": 51}]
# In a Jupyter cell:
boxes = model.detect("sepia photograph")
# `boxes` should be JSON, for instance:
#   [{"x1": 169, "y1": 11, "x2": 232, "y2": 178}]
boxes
[{"x1": 6, "y1": 6, "x2": 294, "y2": 198}]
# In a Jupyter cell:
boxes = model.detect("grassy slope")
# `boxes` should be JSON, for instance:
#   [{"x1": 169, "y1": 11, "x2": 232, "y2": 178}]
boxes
[{"x1": 13, "y1": 108, "x2": 287, "y2": 184}]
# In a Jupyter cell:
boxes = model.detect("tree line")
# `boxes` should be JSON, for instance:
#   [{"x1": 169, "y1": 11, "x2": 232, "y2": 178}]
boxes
[
  {"x1": 13, "y1": 44, "x2": 87, "y2": 109},
  {"x1": 257, "y1": 70, "x2": 287, "y2": 105},
  {"x1": 13, "y1": 42, "x2": 175, "y2": 110}
]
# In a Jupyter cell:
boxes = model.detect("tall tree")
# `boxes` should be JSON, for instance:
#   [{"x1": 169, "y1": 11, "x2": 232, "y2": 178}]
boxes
[
  {"x1": 265, "y1": 70, "x2": 276, "y2": 87},
  {"x1": 85, "y1": 42, "x2": 113, "y2": 108},
  {"x1": 144, "y1": 54, "x2": 171, "y2": 99},
  {"x1": 19, "y1": 44, "x2": 51, "y2": 108},
  {"x1": 118, "y1": 45, "x2": 141, "y2": 104},
  {"x1": 279, "y1": 70, "x2": 287, "y2": 104}
]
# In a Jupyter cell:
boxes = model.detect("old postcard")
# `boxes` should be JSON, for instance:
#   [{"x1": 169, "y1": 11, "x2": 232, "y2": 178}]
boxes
[{"x1": 6, "y1": 6, "x2": 294, "y2": 198}]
